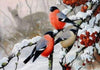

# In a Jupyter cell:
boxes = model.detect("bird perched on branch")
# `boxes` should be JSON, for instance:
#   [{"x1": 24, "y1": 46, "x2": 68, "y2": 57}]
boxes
[
  {"x1": 55, "y1": 28, "x2": 77, "y2": 51},
  {"x1": 23, "y1": 31, "x2": 60, "y2": 64},
  {"x1": 58, "y1": 29, "x2": 77, "y2": 70},
  {"x1": 49, "y1": 6, "x2": 81, "y2": 30},
  {"x1": 60, "y1": 29, "x2": 77, "y2": 51}
]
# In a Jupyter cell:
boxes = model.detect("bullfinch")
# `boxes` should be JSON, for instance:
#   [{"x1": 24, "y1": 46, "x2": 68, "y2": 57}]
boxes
[
  {"x1": 23, "y1": 31, "x2": 61, "y2": 64},
  {"x1": 55, "y1": 29, "x2": 77, "y2": 51},
  {"x1": 60, "y1": 29, "x2": 77, "y2": 51},
  {"x1": 49, "y1": 6, "x2": 81, "y2": 30}
]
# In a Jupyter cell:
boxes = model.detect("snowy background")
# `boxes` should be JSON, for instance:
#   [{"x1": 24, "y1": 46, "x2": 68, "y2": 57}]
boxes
[
  {"x1": 0, "y1": 0, "x2": 100, "y2": 70},
  {"x1": 0, "y1": 0, "x2": 64, "y2": 70},
  {"x1": 0, "y1": 0, "x2": 57, "y2": 57}
]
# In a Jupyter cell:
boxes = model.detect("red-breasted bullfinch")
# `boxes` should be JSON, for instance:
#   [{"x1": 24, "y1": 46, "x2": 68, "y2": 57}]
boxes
[
  {"x1": 23, "y1": 31, "x2": 61, "y2": 63},
  {"x1": 49, "y1": 6, "x2": 81, "y2": 30}
]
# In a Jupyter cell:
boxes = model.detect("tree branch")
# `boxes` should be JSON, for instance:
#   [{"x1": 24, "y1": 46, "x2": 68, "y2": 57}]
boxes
[{"x1": 0, "y1": 42, "x2": 37, "y2": 69}]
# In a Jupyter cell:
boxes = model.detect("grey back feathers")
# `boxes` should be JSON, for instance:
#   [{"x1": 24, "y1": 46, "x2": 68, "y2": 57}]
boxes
[
  {"x1": 55, "y1": 26, "x2": 76, "y2": 48},
  {"x1": 57, "y1": 12, "x2": 67, "y2": 20},
  {"x1": 36, "y1": 37, "x2": 48, "y2": 51},
  {"x1": 55, "y1": 29, "x2": 71, "y2": 41}
]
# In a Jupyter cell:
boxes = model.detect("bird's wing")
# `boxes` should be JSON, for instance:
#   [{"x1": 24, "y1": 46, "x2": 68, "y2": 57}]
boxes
[
  {"x1": 55, "y1": 30, "x2": 70, "y2": 40},
  {"x1": 57, "y1": 11, "x2": 82, "y2": 29},
  {"x1": 57, "y1": 12, "x2": 67, "y2": 20},
  {"x1": 60, "y1": 30, "x2": 76, "y2": 48},
  {"x1": 36, "y1": 37, "x2": 48, "y2": 51},
  {"x1": 57, "y1": 12, "x2": 75, "y2": 24},
  {"x1": 23, "y1": 46, "x2": 36, "y2": 64},
  {"x1": 32, "y1": 37, "x2": 48, "y2": 62}
]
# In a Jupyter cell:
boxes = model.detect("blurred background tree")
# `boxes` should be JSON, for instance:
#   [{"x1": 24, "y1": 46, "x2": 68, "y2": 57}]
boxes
[{"x1": 0, "y1": 0, "x2": 58, "y2": 56}]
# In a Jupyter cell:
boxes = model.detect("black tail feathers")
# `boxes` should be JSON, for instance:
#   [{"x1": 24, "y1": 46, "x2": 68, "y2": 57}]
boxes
[
  {"x1": 23, "y1": 47, "x2": 36, "y2": 64},
  {"x1": 33, "y1": 51, "x2": 43, "y2": 62},
  {"x1": 65, "y1": 18, "x2": 75, "y2": 25},
  {"x1": 24, "y1": 53, "x2": 34, "y2": 64},
  {"x1": 65, "y1": 18, "x2": 82, "y2": 29}
]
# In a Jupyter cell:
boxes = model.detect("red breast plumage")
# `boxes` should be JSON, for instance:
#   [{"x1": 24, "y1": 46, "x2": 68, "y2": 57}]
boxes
[
  {"x1": 41, "y1": 34, "x2": 54, "y2": 57},
  {"x1": 49, "y1": 9, "x2": 66, "y2": 30},
  {"x1": 23, "y1": 31, "x2": 55, "y2": 63}
]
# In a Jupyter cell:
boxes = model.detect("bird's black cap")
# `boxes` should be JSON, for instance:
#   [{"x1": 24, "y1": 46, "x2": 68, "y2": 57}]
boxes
[
  {"x1": 50, "y1": 6, "x2": 58, "y2": 12},
  {"x1": 44, "y1": 31, "x2": 54, "y2": 38},
  {"x1": 44, "y1": 31, "x2": 53, "y2": 35}
]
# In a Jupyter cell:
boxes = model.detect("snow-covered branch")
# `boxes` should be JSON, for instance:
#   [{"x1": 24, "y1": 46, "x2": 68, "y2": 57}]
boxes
[{"x1": 0, "y1": 36, "x2": 41, "y2": 69}]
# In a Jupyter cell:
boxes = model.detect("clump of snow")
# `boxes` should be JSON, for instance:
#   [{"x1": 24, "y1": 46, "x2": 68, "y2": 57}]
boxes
[
  {"x1": 92, "y1": 0, "x2": 99, "y2": 3},
  {"x1": 78, "y1": 24, "x2": 100, "y2": 36},
  {"x1": 21, "y1": 39, "x2": 30, "y2": 47},
  {"x1": 65, "y1": 46, "x2": 78, "y2": 64},
  {"x1": 95, "y1": 43, "x2": 100, "y2": 54},
  {"x1": 0, "y1": 57, "x2": 8, "y2": 67},
  {"x1": 81, "y1": 52, "x2": 93, "y2": 63},
  {"x1": 69, "y1": 10, "x2": 92, "y2": 20},
  {"x1": 72, "y1": 60, "x2": 82, "y2": 70},
  {"x1": 86, "y1": 10, "x2": 92, "y2": 15},
  {"x1": 89, "y1": 17, "x2": 96, "y2": 27},
  {"x1": 89, "y1": 36, "x2": 93, "y2": 40},
  {"x1": 86, "y1": 2, "x2": 92, "y2": 9},
  {"x1": 95, "y1": 14, "x2": 100, "y2": 23},
  {"x1": 59, "y1": 50, "x2": 66, "y2": 58},
  {"x1": 69, "y1": 15, "x2": 77, "y2": 20},
  {"x1": 84, "y1": 46, "x2": 94, "y2": 55},
  {"x1": 12, "y1": 36, "x2": 41, "y2": 55},
  {"x1": 12, "y1": 43, "x2": 21, "y2": 55},
  {"x1": 29, "y1": 36, "x2": 41, "y2": 43},
  {"x1": 81, "y1": 46, "x2": 94, "y2": 63},
  {"x1": 94, "y1": 26, "x2": 100, "y2": 33},
  {"x1": 89, "y1": 13, "x2": 100, "y2": 25},
  {"x1": 78, "y1": 42, "x2": 85, "y2": 48},
  {"x1": 59, "y1": 50, "x2": 66, "y2": 62},
  {"x1": 78, "y1": 28, "x2": 87, "y2": 36},
  {"x1": 66, "y1": 53, "x2": 76, "y2": 64},
  {"x1": 89, "y1": 14, "x2": 100, "y2": 25},
  {"x1": 62, "y1": 6, "x2": 72, "y2": 15},
  {"x1": 80, "y1": 22, "x2": 88, "y2": 28},
  {"x1": 87, "y1": 28, "x2": 94, "y2": 34}
]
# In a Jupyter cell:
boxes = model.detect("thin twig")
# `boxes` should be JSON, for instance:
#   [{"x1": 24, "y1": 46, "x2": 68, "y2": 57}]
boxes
[
  {"x1": 15, "y1": 62, "x2": 18, "y2": 70},
  {"x1": 15, "y1": 56, "x2": 19, "y2": 70},
  {"x1": 78, "y1": 66, "x2": 82, "y2": 70},
  {"x1": 0, "y1": 42, "x2": 37, "y2": 69}
]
